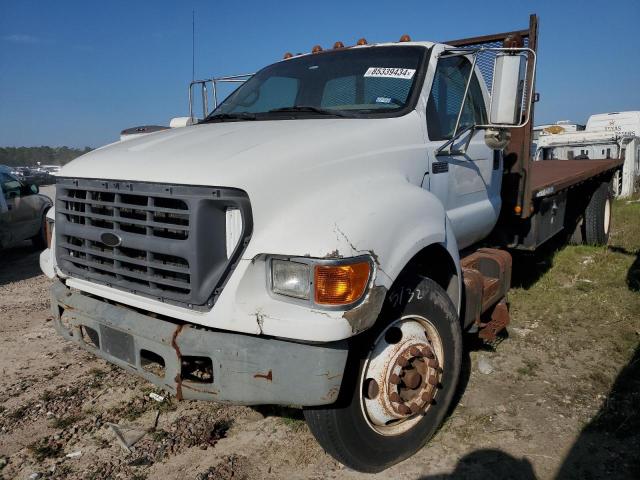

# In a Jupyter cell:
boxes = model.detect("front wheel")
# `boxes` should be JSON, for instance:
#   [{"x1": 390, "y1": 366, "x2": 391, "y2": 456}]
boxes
[{"x1": 304, "y1": 277, "x2": 462, "y2": 473}]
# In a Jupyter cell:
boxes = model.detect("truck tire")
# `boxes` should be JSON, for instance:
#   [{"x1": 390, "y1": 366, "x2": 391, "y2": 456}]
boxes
[
  {"x1": 304, "y1": 276, "x2": 462, "y2": 473},
  {"x1": 583, "y1": 182, "x2": 612, "y2": 246}
]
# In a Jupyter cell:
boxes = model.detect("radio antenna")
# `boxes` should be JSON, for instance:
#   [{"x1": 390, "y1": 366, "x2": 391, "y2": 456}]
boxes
[{"x1": 191, "y1": 9, "x2": 195, "y2": 81}]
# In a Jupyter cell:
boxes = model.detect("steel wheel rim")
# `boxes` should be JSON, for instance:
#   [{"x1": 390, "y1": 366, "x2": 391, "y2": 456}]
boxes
[{"x1": 359, "y1": 315, "x2": 445, "y2": 436}]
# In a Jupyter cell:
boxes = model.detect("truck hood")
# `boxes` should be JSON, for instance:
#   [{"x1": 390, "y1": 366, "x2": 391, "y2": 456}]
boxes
[
  {"x1": 62, "y1": 116, "x2": 422, "y2": 188},
  {"x1": 61, "y1": 115, "x2": 428, "y2": 260}
]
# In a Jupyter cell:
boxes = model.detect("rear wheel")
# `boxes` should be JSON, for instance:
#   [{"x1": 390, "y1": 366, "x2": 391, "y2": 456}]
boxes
[
  {"x1": 583, "y1": 182, "x2": 612, "y2": 246},
  {"x1": 304, "y1": 276, "x2": 462, "y2": 473}
]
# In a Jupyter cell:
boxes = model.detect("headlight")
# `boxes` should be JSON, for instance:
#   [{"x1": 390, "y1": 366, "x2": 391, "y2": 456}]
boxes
[
  {"x1": 269, "y1": 257, "x2": 372, "y2": 307},
  {"x1": 271, "y1": 259, "x2": 311, "y2": 300}
]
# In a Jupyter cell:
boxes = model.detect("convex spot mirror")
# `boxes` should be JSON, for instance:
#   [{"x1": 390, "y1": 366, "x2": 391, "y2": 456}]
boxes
[{"x1": 490, "y1": 53, "x2": 526, "y2": 126}]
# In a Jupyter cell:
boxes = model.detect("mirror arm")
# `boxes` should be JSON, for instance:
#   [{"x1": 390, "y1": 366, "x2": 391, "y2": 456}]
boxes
[
  {"x1": 450, "y1": 53, "x2": 478, "y2": 146},
  {"x1": 435, "y1": 124, "x2": 476, "y2": 156},
  {"x1": 435, "y1": 51, "x2": 478, "y2": 157}
]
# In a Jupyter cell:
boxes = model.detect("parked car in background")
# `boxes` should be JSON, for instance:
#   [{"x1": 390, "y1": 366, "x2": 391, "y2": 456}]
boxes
[
  {"x1": 13, "y1": 166, "x2": 52, "y2": 186},
  {"x1": 40, "y1": 165, "x2": 62, "y2": 175},
  {"x1": 0, "y1": 165, "x2": 52, "y2": 249}
]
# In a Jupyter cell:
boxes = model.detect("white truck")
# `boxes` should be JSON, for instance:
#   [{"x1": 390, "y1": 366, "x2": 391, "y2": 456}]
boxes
[{"x1": 39, "y1": 16, "x2": 623, "y2": 472}]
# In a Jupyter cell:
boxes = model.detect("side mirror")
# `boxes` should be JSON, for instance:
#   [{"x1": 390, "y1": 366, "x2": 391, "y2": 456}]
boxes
[{"x1": 490, "y1": 53, "x2": 526, "y2": 126}]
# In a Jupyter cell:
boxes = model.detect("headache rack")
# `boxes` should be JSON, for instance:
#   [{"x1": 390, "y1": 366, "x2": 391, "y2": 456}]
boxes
[{"x1": 55, "y1": 178, "x2": 253, "y2": 309}]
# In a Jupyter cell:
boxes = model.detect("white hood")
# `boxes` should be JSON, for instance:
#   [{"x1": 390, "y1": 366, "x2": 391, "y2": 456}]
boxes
[
  {"x1": 61, "y1": 115, "x2": 429, "y2": 260},
  {"x1": 64, "y1": 116, "x2": 422, "y2": 187}
]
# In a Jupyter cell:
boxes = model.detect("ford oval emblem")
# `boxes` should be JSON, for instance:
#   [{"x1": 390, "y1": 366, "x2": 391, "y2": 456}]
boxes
[{"x1": 100, "y1": 232, "x2": 122, "y2": 247}]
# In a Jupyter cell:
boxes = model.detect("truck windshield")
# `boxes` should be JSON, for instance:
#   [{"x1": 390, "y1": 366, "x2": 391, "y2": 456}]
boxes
[{"x1": 206, "y1": 46, "x2": 427, "y2": 121}]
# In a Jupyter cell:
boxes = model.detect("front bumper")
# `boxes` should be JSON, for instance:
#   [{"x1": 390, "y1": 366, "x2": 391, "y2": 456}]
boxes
[{"x1": 51, "y1": 280, "x2": 348, "y2": 406}]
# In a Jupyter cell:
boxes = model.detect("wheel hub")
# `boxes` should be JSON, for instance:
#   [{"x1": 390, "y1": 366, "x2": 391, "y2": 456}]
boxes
[{"x1": 361, "y1": 317, "x2": 444, "y2": 434}]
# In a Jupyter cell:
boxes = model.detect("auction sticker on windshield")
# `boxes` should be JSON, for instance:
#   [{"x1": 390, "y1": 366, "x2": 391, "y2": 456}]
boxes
[{"x1": 364, "y1": 67, "x2": 416, "y2": 79}]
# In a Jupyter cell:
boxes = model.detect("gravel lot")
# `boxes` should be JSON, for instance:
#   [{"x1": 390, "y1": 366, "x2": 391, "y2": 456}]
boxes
[{"x1": 0, "y1": 198, "x2": 638, "y2": 480}]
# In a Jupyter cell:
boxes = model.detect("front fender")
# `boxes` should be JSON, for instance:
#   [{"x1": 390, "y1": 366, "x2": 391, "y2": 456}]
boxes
[{"x1": 244, "y1": 174, "x2": 452, "y2": 287}]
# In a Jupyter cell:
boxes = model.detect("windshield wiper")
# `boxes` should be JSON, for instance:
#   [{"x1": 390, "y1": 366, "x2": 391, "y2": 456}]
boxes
[
  {"x1": 201, "y1": 112, "x2": 257, "y2": 123},
  {"x1": 268, "y1": 106, "x2": 353, "y2": 118}
]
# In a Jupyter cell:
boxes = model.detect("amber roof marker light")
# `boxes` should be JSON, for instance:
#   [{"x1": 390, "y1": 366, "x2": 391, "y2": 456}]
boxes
[
  {"x1": 311, "y1": 45, "x2": 323, "y2": 54},
  {"x1": 333, "y1": 41, "x2": 345, "y2": 49},
  {"x1": 399, "y1": 34, "x2": 411, "y2": 42},
  {"x1": 283, "y1": 52, "x2": 293, "y2": 59},
  {"x1": 356, "y1": 38, "x2": 368, "y2": 46}
]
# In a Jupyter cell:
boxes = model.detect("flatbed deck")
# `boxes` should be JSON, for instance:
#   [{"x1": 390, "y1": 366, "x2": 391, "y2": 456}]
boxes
[{"x1": 529, "y1": 159, "x2": 624, "y2": 196}]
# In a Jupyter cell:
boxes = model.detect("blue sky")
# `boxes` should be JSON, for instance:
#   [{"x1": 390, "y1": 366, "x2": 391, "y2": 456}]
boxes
[{"x1": 1, "y1": 0, "x2": 639, "y2": 147}]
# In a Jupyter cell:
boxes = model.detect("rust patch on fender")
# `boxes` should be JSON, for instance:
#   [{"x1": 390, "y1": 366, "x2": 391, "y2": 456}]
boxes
[
  {"x1": 254, "y1": 369, "x2": 273, "y2": 381},
  {"x1": 343, "y1": 285, "x2": 387, "y2": 334}
]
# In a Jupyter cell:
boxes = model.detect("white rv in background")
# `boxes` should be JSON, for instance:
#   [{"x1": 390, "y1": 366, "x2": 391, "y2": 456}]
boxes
[
  {"x1": 533, "y1": 120, "x2": 585, "y2": 142},
  {"x1": 536, "y1": 112, "x2": 640, "y2": 198}
]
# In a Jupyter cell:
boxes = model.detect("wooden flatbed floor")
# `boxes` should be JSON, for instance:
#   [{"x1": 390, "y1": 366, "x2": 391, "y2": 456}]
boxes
[{"x1": 530, "y1": 159, "x2": 623, "y2": 195}]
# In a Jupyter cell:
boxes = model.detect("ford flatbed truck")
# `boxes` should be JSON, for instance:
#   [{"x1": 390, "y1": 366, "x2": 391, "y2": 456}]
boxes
[{"x1": 39, "y1": 15, "x2": 622, "y2": 472}]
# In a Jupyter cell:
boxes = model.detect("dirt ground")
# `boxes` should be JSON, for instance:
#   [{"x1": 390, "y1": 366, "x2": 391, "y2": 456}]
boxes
[{"x1": 0, "y1": 195, "x2": 638, "y2": 480}]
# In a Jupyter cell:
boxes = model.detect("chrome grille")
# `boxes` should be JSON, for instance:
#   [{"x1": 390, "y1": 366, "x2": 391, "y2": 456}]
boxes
[{"x1": 55, "y1": 178, "x2": 252, "y2": 309}]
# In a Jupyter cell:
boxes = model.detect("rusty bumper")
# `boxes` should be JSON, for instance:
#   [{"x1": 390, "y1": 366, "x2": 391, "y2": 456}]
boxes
[{"x1": 50, "y1": 280, "x2": 348, "y2": 406}]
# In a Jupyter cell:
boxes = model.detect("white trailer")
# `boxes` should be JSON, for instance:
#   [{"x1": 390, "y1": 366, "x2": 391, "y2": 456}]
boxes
[{"x1": 535, "y1": 112, "x2": 640, "y2": 198}]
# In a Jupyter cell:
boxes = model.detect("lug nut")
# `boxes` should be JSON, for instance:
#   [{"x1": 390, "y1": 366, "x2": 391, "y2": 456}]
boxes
[
  {"x1": 389, "y1": 392, "x2": 402, "y2": 403},
  {"x1": 396, "y1": 356, "x2": 409, "y2": 367},
  {"x1": 409, "y1": 403, "x2": 421, "y2": 414},
  {"x1": 427, "y1": 358, "x2": 439, "y2": 368},
  {"x1": 409, "y1": 346, "x2": 423, "y2": 357},
  {"x1": 389, "y1": 373, "x2": 401, "y2": 385},
  {"x1": 421, "y1": 391, "x2": 434, "y2": 404},
  {"x1": 397, "y1": 404, "x2": 412, "y2": 415},
  {"x1": 427, "y1": 375, "x2": 438, "y2": 386},
  {"x1": 421, "y1": 347, "x2": 435, "y2": 359}
]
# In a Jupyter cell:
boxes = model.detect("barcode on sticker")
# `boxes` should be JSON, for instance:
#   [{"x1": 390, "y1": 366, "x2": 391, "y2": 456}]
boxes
[{"x1": 364, "y1": 67, "x2": 416, "y2": 79}]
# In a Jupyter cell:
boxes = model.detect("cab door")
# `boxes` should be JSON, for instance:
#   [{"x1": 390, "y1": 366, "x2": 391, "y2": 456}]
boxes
[{"x1": 422, "y1": 54, "x2": 501, "y2": 249}]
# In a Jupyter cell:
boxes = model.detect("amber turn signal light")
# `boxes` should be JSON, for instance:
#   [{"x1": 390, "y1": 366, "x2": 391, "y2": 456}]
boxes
[{"x1": 314, "y1": 261, "x2": 371, "y2": 306}]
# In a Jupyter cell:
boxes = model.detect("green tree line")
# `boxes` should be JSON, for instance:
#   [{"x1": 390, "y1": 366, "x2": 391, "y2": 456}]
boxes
[{"x1": 0, "y1": 146, "x2": 92, "y2": 167}]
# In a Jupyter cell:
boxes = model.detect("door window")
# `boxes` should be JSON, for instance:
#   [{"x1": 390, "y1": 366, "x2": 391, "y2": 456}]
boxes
[{"x1": 426, "y1": 56, "x2": 487, "y2": 140}]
